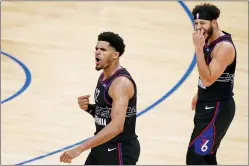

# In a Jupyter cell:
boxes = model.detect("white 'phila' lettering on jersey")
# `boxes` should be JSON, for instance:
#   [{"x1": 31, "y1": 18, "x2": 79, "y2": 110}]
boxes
[
  {"x1": 95, "y1": 115, "x2": 107, "y2": 126},
  {"x1": 96, "y1": 106, "x2": 111, "y2": 118}
]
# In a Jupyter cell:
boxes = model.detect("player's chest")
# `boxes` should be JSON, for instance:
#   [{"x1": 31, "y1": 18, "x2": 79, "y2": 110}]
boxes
[{"x1": 94, "y1": 82, "x2": 110, "y2": 105}]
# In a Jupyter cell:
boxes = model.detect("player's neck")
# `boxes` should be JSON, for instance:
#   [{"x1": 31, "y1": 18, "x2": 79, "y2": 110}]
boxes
[
  {"x1": 103, "y1": 61, "x2": 121, "y2": 79},
  {"x1": 207, "y1": 29, "x2": 224, "y2": 45}
]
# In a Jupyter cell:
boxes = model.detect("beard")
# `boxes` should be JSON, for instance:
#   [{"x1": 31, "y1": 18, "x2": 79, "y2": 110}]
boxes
[
  {"x1": 95, "y1": 66, "x2": 102, "y2": 71},
  {"x1": 95, "y1": 58, "x2": 113, "y2": 71},
  {"x1": 95, "y1": 63, "x2": 104, "y2": 71},
  {"x1": 95, "y1": 61, "x2": 109, "y2": 71},
  {"x1": 205, "y1": 25, "x2": 214, "y2": 41}
]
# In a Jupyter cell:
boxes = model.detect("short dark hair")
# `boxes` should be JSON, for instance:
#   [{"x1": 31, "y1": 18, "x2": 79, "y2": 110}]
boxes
[
  {"x1": 192, "y1": 3, "x2": 221, "y2": 20},
  {"x1": 98, "y1": 31, "x2": 126, "y2": 57}
]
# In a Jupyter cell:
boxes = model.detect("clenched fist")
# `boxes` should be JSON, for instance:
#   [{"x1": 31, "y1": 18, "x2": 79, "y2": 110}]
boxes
[{"x1": 78, "y1": 95, "x2": 90, "y2": 111}]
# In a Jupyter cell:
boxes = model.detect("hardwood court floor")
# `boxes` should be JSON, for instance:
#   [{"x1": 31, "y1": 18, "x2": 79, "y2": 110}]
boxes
[{"x1": 1, "y1": 1, "x2": 248, "y2": 165}]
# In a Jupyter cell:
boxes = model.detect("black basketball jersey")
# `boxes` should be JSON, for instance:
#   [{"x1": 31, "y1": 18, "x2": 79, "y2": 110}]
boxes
[
  {"x1": 93, "y1": 67, "x2": 138, "y2": 143},
  {"x1": 198, "y1": 31, "x2": 237, "y2": 101}
]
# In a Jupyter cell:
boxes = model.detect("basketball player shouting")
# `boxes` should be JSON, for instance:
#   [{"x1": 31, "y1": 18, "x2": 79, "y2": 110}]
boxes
[{"x1": 60, "y1": 31, "x2": 140, "y2": 165}]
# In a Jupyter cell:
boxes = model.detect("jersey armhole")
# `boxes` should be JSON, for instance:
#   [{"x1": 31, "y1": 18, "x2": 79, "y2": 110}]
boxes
[
  {"x1": 104, "y1": 74, "x2": 136, "y2": 105},
  {"x1": 211, "y1": 40, "x2": 236, "y2": 63}
]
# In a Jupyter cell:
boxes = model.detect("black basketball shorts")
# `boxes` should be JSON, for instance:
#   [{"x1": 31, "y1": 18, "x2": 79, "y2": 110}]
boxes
[
  {"x1": 186, "y1": 98, "x2": 235, "y2": 161},
  {"x1": 85, "y1": 138, "x2": 140, "y2": 165}
]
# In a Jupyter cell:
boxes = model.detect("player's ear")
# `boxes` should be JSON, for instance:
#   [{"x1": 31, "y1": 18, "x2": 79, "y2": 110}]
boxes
[
  {"x1": 212, "y1": 19, "x2": 217, "y2": 27},
  {"x1": 113, "y1": 52, "x2": 119, "y2": 60}
]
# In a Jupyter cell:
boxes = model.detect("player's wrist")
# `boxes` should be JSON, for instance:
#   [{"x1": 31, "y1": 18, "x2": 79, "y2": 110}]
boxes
[
  {"x1": 195, "y1": 48, "x2": 204, "y2": 56},
  {"x1": 79, "y1": 144, "x2": 87, "y2": 153},
  {"x1": 86, "y1": 104, "x2": 96, "y2": 117}
]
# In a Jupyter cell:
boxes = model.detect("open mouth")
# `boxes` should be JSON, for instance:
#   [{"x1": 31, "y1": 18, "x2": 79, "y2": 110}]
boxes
[{"x1": 96, "y1": 57, "x2": 100, "y2": 63}]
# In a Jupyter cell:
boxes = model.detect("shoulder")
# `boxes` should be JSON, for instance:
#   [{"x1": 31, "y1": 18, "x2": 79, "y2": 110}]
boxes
[
  {"x1": 212, "y1": 41, "x2": 235, "y2": 65},
  {"x1": 109, "y1": 76, "x2": 135, "y2": 99},
  {"x1": 111, "y1": 76, "x2": 134, "y2": 91},
  {"x1": 112, "y1": 68, "x2": 135, "y2": 89},
  {"x1": 213, "y1": 40, "x2": 235, "y2": 55}
]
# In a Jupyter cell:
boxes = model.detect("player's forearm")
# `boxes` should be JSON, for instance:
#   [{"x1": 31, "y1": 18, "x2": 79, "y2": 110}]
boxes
[
  {"x1": 196, "y1": 48, "x2": 212, "y2": 85},
  {"x1": 79, "y1": 122, "x2": 122, "y2": 152}
]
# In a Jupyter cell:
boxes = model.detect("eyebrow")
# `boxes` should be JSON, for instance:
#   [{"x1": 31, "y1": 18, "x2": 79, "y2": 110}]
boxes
[
  {"x1": 95, "y1": 47, "x2": 107, "y2": 51},
  {"x1": 194, "y1": 20, "x2": 206, "y2": 24}
]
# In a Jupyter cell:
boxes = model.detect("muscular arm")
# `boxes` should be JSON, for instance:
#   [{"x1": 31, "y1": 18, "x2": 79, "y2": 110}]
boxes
[
  {"x1": 79, "y1": 76, "x2": 134, "y2": 152},
  {"x1": 196, "y1": 42, "x2": 235, "y2": 87}
]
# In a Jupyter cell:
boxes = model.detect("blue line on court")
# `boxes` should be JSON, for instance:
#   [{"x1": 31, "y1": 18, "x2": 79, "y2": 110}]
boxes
[
  {"x1": 15, "y1": 1, "x2": 196, "y2": 165},
  {"x1": 1, "y1": 51, "x2": 32, "y2": 104}
]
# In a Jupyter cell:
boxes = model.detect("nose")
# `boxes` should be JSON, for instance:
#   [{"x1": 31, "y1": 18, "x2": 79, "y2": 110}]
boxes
[
  {"x1": 195, "y1": 23, "x2": 202, "y2": 30},
  {"x1": 95, "y1": 49, "x2": 101, "y2": 55}
]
